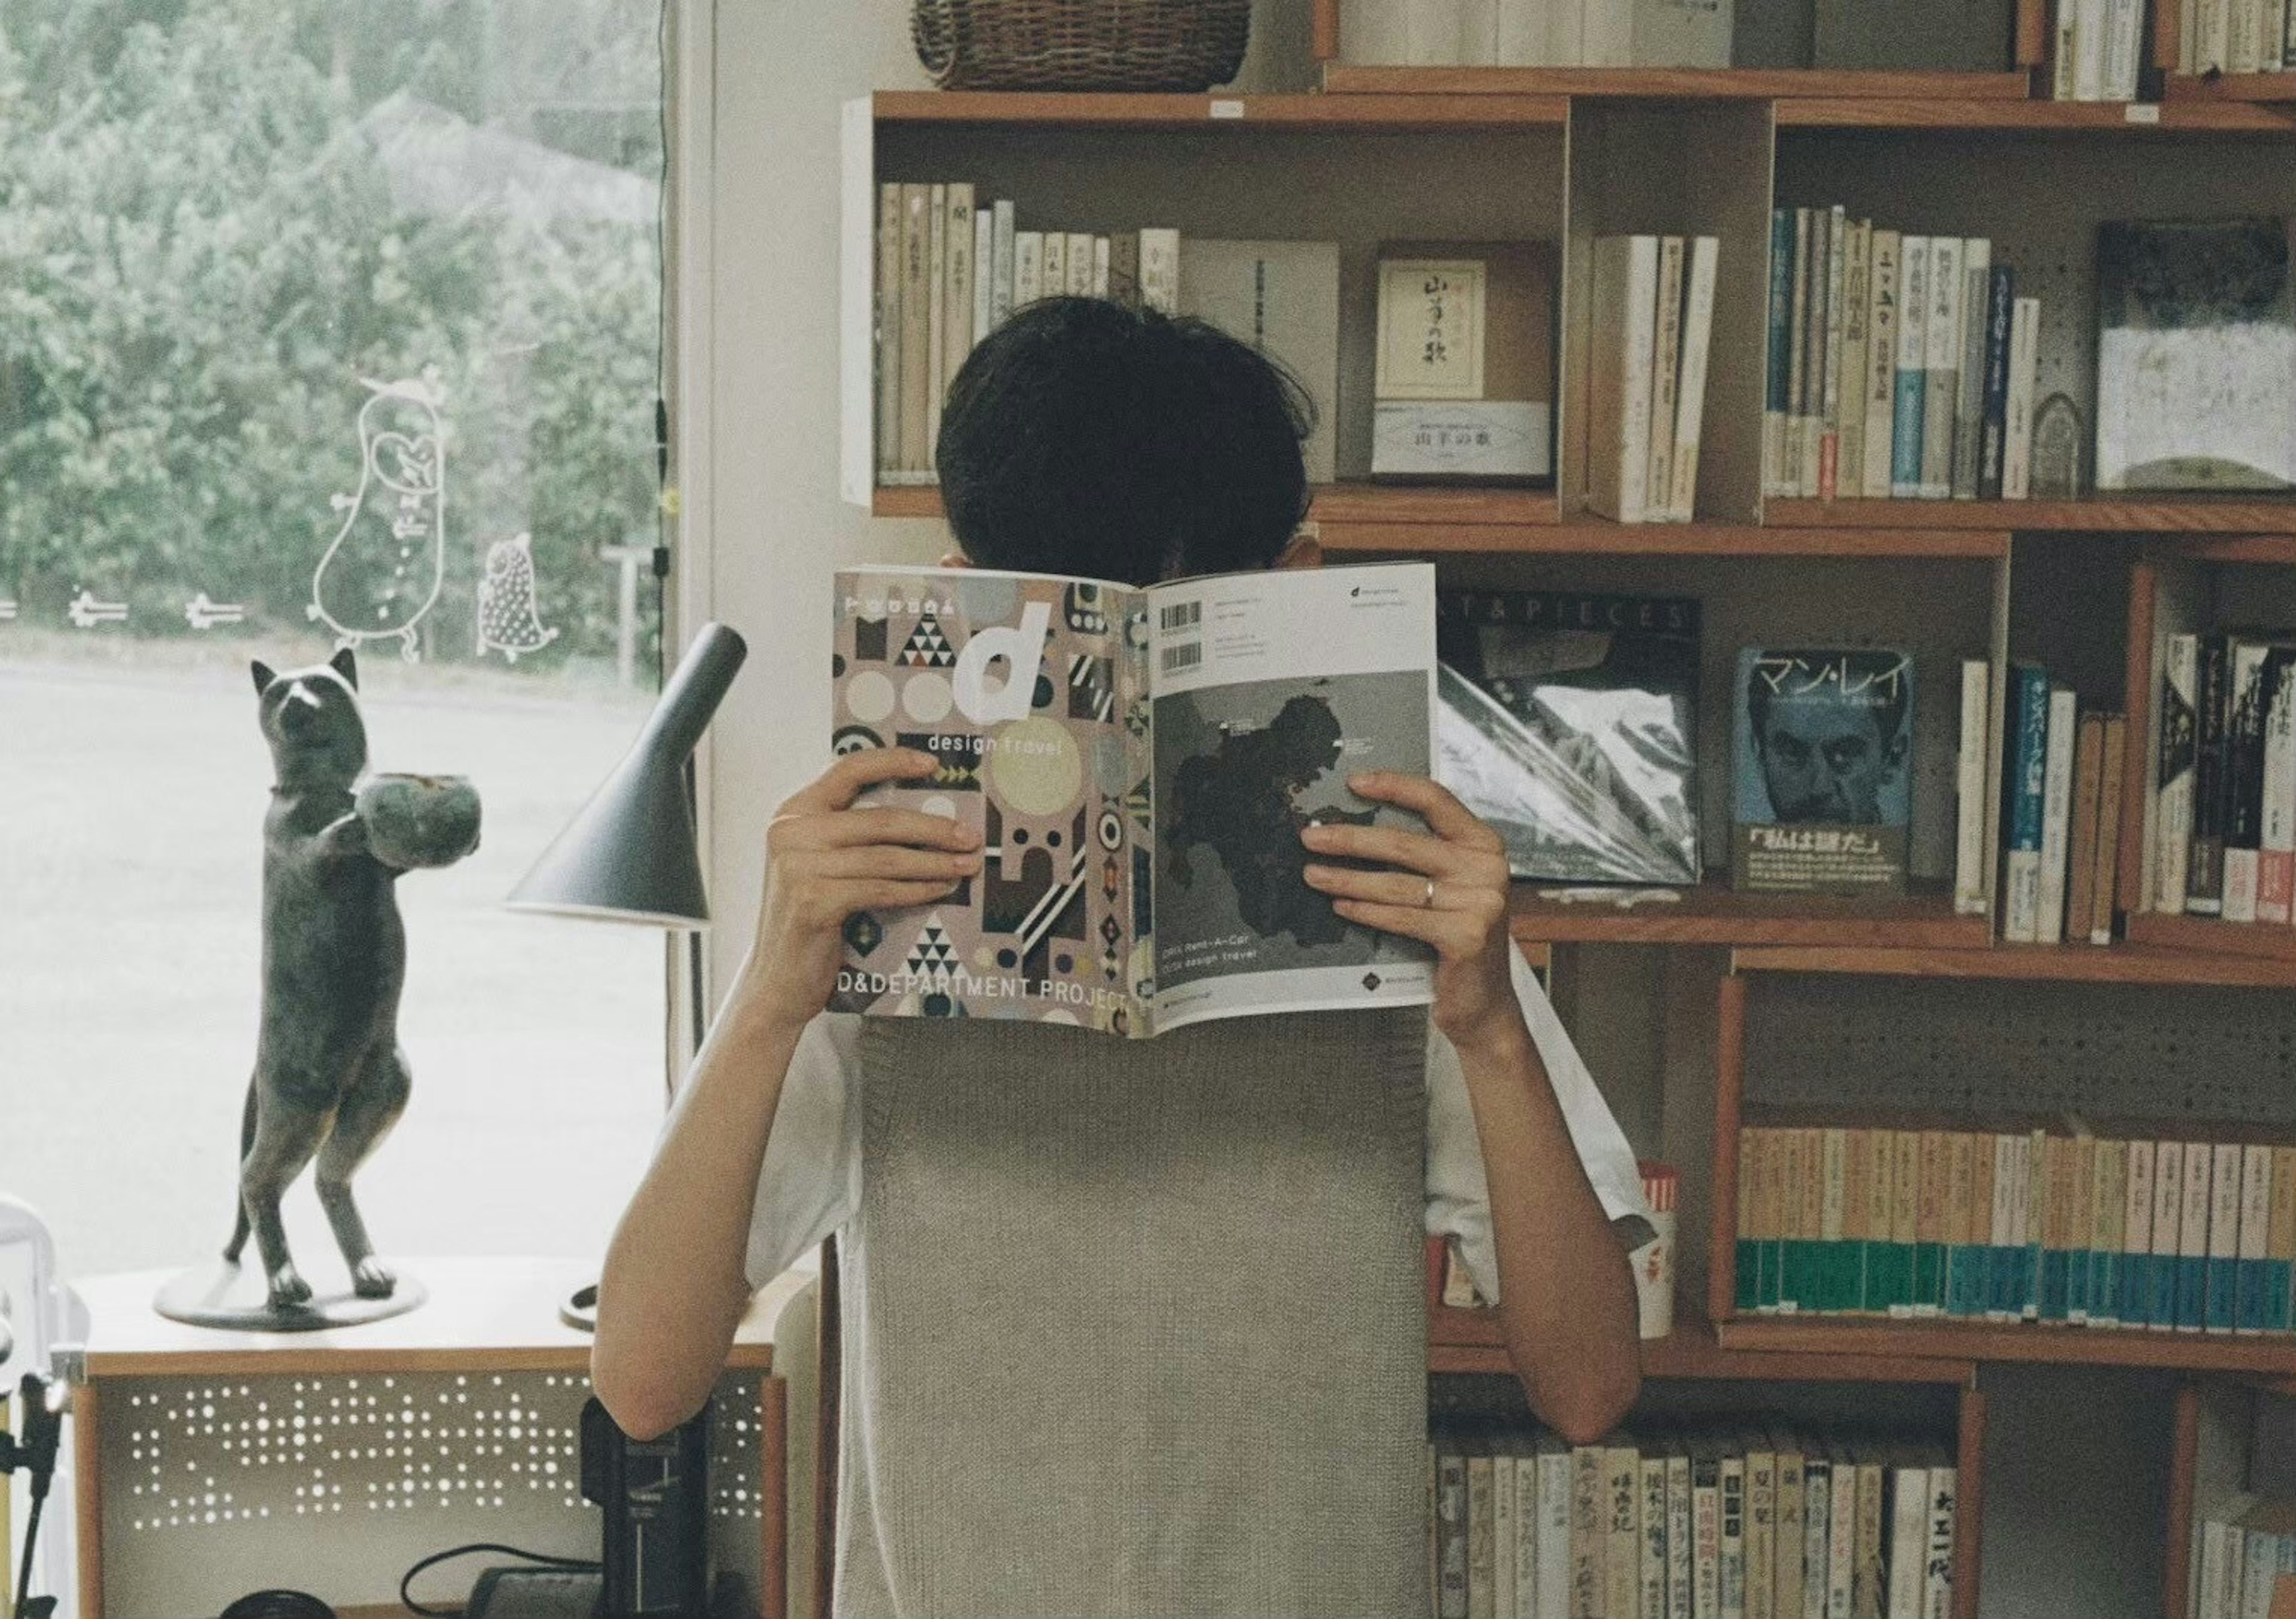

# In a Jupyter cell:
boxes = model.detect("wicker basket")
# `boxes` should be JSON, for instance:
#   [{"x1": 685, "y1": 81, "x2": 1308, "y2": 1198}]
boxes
[{"x1": 912, "y1": 0, "x2": 1251, "y2": 92}]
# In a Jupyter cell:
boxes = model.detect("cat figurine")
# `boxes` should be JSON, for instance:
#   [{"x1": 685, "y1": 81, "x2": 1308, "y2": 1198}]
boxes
[{"x1": 225, "y1": 647, "x2": 459, "y2": 1308}]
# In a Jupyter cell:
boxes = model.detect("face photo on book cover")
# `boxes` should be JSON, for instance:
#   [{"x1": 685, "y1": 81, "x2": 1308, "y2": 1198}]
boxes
[
  {"x1": 1152, "y1": 671, "x2": 1430, "y2": 993},
  {"x1": 828, "y1": 570, "x2": 1146, "y2": 1030},
  {"x1": 1734, "y1": 647, "x2": 1913, "y2": 827}
]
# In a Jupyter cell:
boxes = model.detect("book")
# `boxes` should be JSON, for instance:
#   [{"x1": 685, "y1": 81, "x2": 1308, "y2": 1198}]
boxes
[
  {"x1": 1818, "y1": 206, "x2": 1848, "y2": 500},
  {"x1": 1954, "y1": 660, "x2": 1990, "y2": 915},
  {"x1": 2182, "y1": 1138, "x2": 2219, "y2": 1331},
  {"x1": 1436, "y1": 590, "x2": 1700, "y2": 887},
  {"x1": 1669, "y1": 236, "x2": 1722, "y2": 521},
  {"x1": 1641, "y1": 1447, "x2": 1670, "y2": 1619},
  {"x1": 1766, "y1": 209, "x2": 1796, "y2": 497},
  {"x1": 1139, "y1": 228, "x2": 1180, "y2": 314},
  {"x1": 1501, "y1": 1441, "x2": 1527, "y2": 1619},
  {"x1": 1468, "y1": 1443, "x2": 1495, "y2": 1619},
  {"x1": 2209, "y1": 1140, "x2": 2246, "y2": 1334},
  {"x1": 2124, "y1": 1137, "x2": 2157, "y2": 1328},
  {"x1": 2038, "y1": 688, "x2": 2080, "y2": 942},
  {"x1": 899, "y1": 183, "x2": 933, "y2": 476},
  {"x1": 2003, "y1": 295, "x2": 2041, "y2": 500},
  {"x1": 2154, "y1": 1140, "x2": 2188, "y2": 1331},
  {"x1": 1886, "y1": 1461, "x2": 1928, "y2": 1619},
  {"x1": 830, "y1": 563, "x2": 1437, "y2": 1035},
  {"x1": 1951, "y1": 239, "x2": 1991, "y2": 499},
  {"x1": 1039, "y1": 230, "x2": 1067, "y2": 303},
  {"x1": 1181, "y1": 238, "x2": 1342, "y2": 485},
  {"x1": 1977, "y1": 264, "x2": 2015, "y2": 499},
  {"x1": 1802, "y1": 1454, "x2": 1831, "y2": 1619},
  {"x1": 1944, "y1": 1131, "x2": 1980, "y2": 1319},
  {"x1": 1668, "y1": 1437, "x2": 1695, "y2": 1619},
  {"x1": 2090, "y1": 714, "x2": 2129, "y2": 942},
  {"x1": 1775, "y1": 1438, "x2": 1806, "y2": 1619},
  {"x1": 1916, "y1": 1129, "x2": 1948, "y2": 1317},
  {"x1": 2227, "y1": 644, "x2": 2296, "y2": 924},
  {"x1": 1013, "y1": 228, "x2": 1044, "y2": 311},
  {"x1": 925, "y1": 184, "x2": 947, "y2": 470},
  {"x1": 1923, "y1": 1464, "x2": 1956, "y2": 1618},
  {"x1": 1863, "y1": 228, "x2": 1902, "y2": 498},
  {"x1": 1891, "y1": 237, "x2": 1930, "y2": 497},
  {"x1": 1066, "y1": 230, "x2": 1094, "y2": 297},
  {"x1": 1721, "y1": 1447, "x2": 1748, "y2": 1619},
  {"x1": 1538, "y1": 1432, "x2": 1573, "y2": 1619},
  {"x1": 1800, "y1": 207, "x2": 1833, "y2": 498},
  {"x1": 1788, "y1": 208, "x2": 1813, "y2": 498},
  {"x1": 2096, "y1": 219, "x2": 2296, "y2": 493},
  {"x1": 2001, "y1": 663, "x2": 2051, "y2": 942},
  {"x1": 2093, "y1": 1135, "x2": 2126, "y2": 1325},
  {"x1": 1987, "y1": 1134, "x2": 2019, "y2": 1321},
  {"x1": 1827, "y1": 1445, "x2": 1858, "y2": 1618},
  {"x1": 1746, "y1": 1439, "x2": 1778, "y2": 1619},
  {"x1": 2193, "y1": 634, "x2": 2234, "y2": 914},
  {"x1": 1607, "y1": 1437, "x2": 1643, "y2": 1619},
  {"x1": 1694, "y1": 1441, "x2": 1724, "y2": 1618},
  {"x1": 1840, "y1": 219, "x2": 1872, "y2": 499},
  {"x1": 1921, "y1": 236, "x2": 1963, "y2": 500},
  {"x1": 2258, "y1": 643, "x2": 2296, "y2": 924},
  {"x1": 1373, "y1": 241, "x2": 1560, "y2": 484},
  {"x1": 2239, "y1": 1142, "x2": 2273, "y2": 1335},
  {"x1": 1570, "y1": 1441, "x2": 1604, "y2": 1618},
  {"x1": 1590, "y1": 235, "x2": 1662, "y2": 522},
  {"x1": 1649, "y1": 235, "x2": 1686, "y2": 515},
  {"x1": 2269, "y1": 1145, "x2": 2296, "y2": 1334},
  {"x1": 1732, "y1": 647, "x2": 1916, "y2": 895},
  {"x1": 972, "y1": 202, "x2": 994, "y2": 345},
  {"x1": 875, "y1": 183, "x2": 904, "y2": 482},
  {"x1": 2157, "y1": 633, "x2": 2202, "y2": 914},
  {"x1": 1437, "y1": 1443, "x2": 1470, "y2": 1619},
  {"x1": 2066, "y1": 711, "x2": 2106, "y2": 948},
  {"x1": 990, "y1": 199, "x2": 1016, "y2": 329}
]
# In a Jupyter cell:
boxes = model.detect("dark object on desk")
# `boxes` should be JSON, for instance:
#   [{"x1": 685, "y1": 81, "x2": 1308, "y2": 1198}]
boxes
[
  {"x1": 218, "y1": 1591, "x2": 335, "y2": 1619},
  {"x1": 158, "y1": 647, "x2": 478, "y2": 1330},
  {"x1": 2, "y1": 1371, "x2": 64, "y2": 1619},
  {"x1": 582, "y1": 1397, "x2": 712, "y2": 1616}
]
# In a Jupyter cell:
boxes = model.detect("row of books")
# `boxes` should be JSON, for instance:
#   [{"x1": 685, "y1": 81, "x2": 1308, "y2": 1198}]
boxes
[
  {"x1": 1761, "y1": 215, "x2": 2042, "y2": 505},
  {"x1": 1733, "y1": 1126, "x2": 2296, "y2": 1335},
  {"x1": 1344, "y1": 0, "x2": 1729, "y2": 69},
  {"x1": 2045, "y1": 0, "x2": 2147, "y2": 100},
  {"x1": 1587, "y1": 234, "x2": 1723, "y2": 524},
  {"x1": 2195, "y1": 1496, "x2": 2296, "y2": 1619},
  {"x1": 872, "y1": 182, "x2": 1179, "y2": 482},
  {"x1": 1996, "y1": 664, "x2": 2129, "y2": 945},
  {"x1": 1427, "y1": 1422, "x2": 1958, "y2": 1619},
  {"x1": 2173, "y1": 0, "x2": 2296, "y2": 74},
  {"x1": 2149, "y1": 631, "x2": 2296, "y2": 928}
]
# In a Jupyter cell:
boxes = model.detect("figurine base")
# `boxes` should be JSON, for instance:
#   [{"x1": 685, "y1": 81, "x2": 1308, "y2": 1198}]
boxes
[{"x1": 154, "y1": 1258, "x2": 428, "y2": 1333}]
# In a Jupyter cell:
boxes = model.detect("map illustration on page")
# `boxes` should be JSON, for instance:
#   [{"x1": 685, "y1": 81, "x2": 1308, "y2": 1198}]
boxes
[{"x1": 828, "y1": 562, "x2": 1437, "y2": 1037}]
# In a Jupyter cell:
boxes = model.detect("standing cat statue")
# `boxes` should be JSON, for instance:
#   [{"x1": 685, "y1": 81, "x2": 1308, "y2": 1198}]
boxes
[{"x1": 160, "y1": 647, "x2": 479, "y2": 1328}]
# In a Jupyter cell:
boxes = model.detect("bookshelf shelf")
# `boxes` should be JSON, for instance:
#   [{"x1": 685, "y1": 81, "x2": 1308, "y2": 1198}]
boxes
[
  {"x1": 1327, "y1": 520, "x2": 2010, "y2": 557},
  {"x1": 870, "y1": 482, "x2": 1562, "y2": 527},
  {"x1": 1509, "y1": 878, "x2": 1987, "y2": 948},
  {"x1": 1715, "y1": 1315, "x2": 2296, "y2": 1373},
  {"x1": 2123, "y1": 911, "x2": 2296, "y2": 964},
  {"x1": 1775, "y1": 97, "x2": 2296, "y2": 133},
  {"x1": 1318, "y1": 65, "x2": 2033, "y2": 101},
  {"x1": 869, "y1": 89, "x2": 1570, "y2": 130},
  {"x1": 1765, "y1": 495, "x2": 2296, "y2": 533},
  {"x1": 1730, "y1": 942, "x2": 2296, "y2": 986},
  {"x1": 2163, "y1": 69, "x2": 2296, "y2": 102},
  {"x1": 1431, "y1": 1298, "x2": 1979, "y2": 1384}
]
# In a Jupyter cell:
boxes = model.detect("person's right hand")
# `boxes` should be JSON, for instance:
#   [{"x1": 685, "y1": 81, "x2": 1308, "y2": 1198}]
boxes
[{"x1": 741, "y1": 747, "x2": 981, "y2": 1030}]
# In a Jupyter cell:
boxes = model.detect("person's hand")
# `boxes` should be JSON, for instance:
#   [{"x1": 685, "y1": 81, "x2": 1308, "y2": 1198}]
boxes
[
  {"x1": 740, "y1": 749, "x2": 982, "y2": 1030},
  {"x1": 1298, "y1": 772, "x2": 1521, "y2": 1048}
]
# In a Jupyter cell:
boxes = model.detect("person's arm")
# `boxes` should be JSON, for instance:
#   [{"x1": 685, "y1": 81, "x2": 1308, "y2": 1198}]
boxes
[
  {"x1": 1302, "y1": 774, "x2": 1640, "y2": 1442},
  {"x1": 592, "y1": 747, "x2": 981, "y2": 1440}
]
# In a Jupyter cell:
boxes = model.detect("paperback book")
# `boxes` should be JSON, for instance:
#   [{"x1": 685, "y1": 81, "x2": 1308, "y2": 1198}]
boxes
[
  {"x1": 829, "y1": 563, "x2": 1437, "y2": 1037},
  {"x1": 1732, "y1": 647, "x2": 1915, "y2": 894}
]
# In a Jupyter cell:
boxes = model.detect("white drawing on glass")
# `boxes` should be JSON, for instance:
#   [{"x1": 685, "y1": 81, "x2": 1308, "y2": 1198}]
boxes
[
  {"x1": 184, "y1": 592, "x2": 246, "y2": 630},
  {"x1": 475, "y1": 531, "x2": 559, "y2": 664},
  {"x1": 0, "y1": 600, "x2": 17, "y2": 622},
  {"x1": 309, "y1": 372, "x2": 447, "y2": 662},
  {"x1": 68, "y1": 590, "x2": 129, "y2": 629}
]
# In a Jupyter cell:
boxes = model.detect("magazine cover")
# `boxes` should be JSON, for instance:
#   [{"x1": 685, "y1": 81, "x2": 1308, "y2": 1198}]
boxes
[
  {"x1": 1731, "y1": 646, "x2": 1915, "y2": 894},
  {"x1": 829, "y1": 563, "x2": 1437, "y2": 1037},
  {"x1": 1434, "y1": 591, "x2": 1700, "y2": 885}
]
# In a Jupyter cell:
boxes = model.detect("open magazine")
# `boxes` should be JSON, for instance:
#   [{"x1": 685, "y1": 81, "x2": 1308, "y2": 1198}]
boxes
[{"x1": 828, "y1": 562, "x2": 1436, "y2": 1037}]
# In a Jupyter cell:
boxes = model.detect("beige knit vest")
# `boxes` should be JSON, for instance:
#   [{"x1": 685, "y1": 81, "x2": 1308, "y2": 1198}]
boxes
[{"x1": 836, "y1": 1007, "x2": 1431, "y2": 1618}]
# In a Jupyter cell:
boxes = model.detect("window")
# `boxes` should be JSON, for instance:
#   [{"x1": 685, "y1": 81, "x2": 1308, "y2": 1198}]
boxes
[{"x1": 0, "y1": 0, "x2": 671, "y2": 1279}]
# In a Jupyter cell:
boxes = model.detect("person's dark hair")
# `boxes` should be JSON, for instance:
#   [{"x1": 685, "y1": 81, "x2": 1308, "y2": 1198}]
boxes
[{"x1": 935, "y1": 296, "x2": 1315, "y2": 588}]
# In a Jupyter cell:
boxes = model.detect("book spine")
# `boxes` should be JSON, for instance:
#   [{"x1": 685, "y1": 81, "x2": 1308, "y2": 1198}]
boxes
[
  {"x1": 1951, "y1": 240, "x2": 1990, "y2": 499},
  {"x1": 1694, "y1": 1454, "x2": 1723, "y2": 1619},
  {"x1": 1468, "y1": 1450, "x2": 1495, "y2": 1619},
  {"x1": 1943, "y1": 1132, "x2": 1979, "y2": 1319},
  {"x1": 1893, "y1": 1131, "x2": 1925, "y2": 1318},
  {"x1": 1108, "y1": 230, "x2": 1140, "y2": 310},
  {"x1": 1891, "y1": 238, "x2": 1930, "y2": 497},
  {"x1": 1967, "y1": 1133, "x2": 1996, "y2": 1322},
  {"x1": 1571, "y1": 1445, "x2": 1603, "y2": 1619},
  {"x1": 1540, "y1": 1446, "x2": 1574, "y2": 1619},
  {"x1": 2224, "y1": 642, "x2": 2271, "y2": 925},
  {"x1": 1863, "y1": 230, "x2": 1901, "y2": 497},
  {"x1": 1619, "y1": 236, "x2": 1660, "y2": 523},
  {"x1": 1915, "y1": 1130, "x2": 1947, "y2": 1317},
  {"x1": 1822, "y1": 1128, "x2": 1849, "y2": 1313},
  {"x1": 1800, "y1": 207, "x2": 1833, "y2": 498},
  {"x1": 1839, "y1": 219, "x2": 1871, "y2": 500},
  {"x1": 1819, "y1": 206, "x2": 1847, "y2": 501},
  {"x1": 2068, "y1": 1135, "x2": 2096, "y2": 1322},
  {"x1": 1802, "y1": 1462, "x2": 1831, "y2": 1619},
  {"x1": 1867, "y1": 1129, "x2": 1897, "y2": 1319},
  {"x1": 1438, "y1": 1449, "x2": 1470, "y2": 1619},
  {"x1": 1668, "y1": 1449, "x2": 1694, "y2": 1619},
  {"x1": 2002, "y1": 296, "x2": 2041, "y2": 500},
  {"x1": 1827, "y1": 1456, "x2": 1857, "y2": 1619},
  {"x1": 1648, "y1": 236, "x2": 1686, "y2": 519},
  {"x1": 1775, "y1": 1449, "x2": 1806, "y2": 1619},
  {"x1": 1977, "y1": 264, "x2": 2014, "y2": 499},
  {"x1": 2002, "y1": 664, "x2": 2051, "y2": 943},
  {"x1": 1764, "y1": 1130, "x2": 1790, "y2": 1313},
  {"x1": 1747, "y1": 1449, "x2": 1777, "y2": 1619},
  {"x1": 2199, "y1": 1519, "x2": 2228, "y2": 1619},
  {"x1": 2092, "y1": 1137, "x2": 2124, "y2": 1327},
  {"x1": 2038, "y1": 688, "x2": 2080, "y2": 943},
  {"x1": 1040, "y1": 230, "x2": 1066, "y2": 302},
  {"x1": 1669, "y1": 236, "x2": 1721, "y2": 522},
  {"x1": 899, "y1": 184, "x2": 933, "y2": 476},
  {"x1": 2106, "y1": 0, "x2": 2145, "y2": 96},
  {"x1": 1139, "y1": 228, "x2": 1180, "y2": 314},
  {"x1": 1608, "y1": 1444, "x2": 1642, "y2": 1619},
  {"x1": 972, "y1": 204, "x2": 994, "y2": 350},
  {"x1": 2153, "y1": 1141, "x2": 2188, "y2": 1331},
  {"x1": 2233, "y1": 0, "x2": 2262, "y2": 70},
  {"x1": 2182, "y1": 1140, "x2": 2219, "y2": 1332},
  {"x1": 924, "y1": 184, "x2": 947, "y2": 470},
  {"x1": 1787, "y1": 208, "x2": 1813, "y2": 499},
  {"x1": 1887, "y1": 1468, "x2": 1929, "y2": 1619},
  {"x1": 1955, "y1": 660, "x2": 1992, "y2": 915},
  {"x1": 2209, "y1": 1141, "x2": 2245, "y2": 1334},
  {"x1": 2054, "y1": 0, "x2": 2081, "y2": 96},
  {"x1": 1067, "y1": 231, "x2": 1094, "y2": 297},
  {"x1": 991, "y1": 199, "x2": 1016, "y2": 329},
  {"x1": 2076, "y1": 0, "x2": 2111, "y2": 95},
  {"x1": 1721, "y1": 1454, "x2": 1747, "y2": 1619},
  {"x1": 1513, "y1": 1455, "x2": 1538, "y2": 1618},
  {"x1": 1987, "y1": 1134, "x2": 2019, "y2": 1321},
  {"x1": 2092, "y1": 714, "x2": 2129, "y2": 943},
  {"x1": 2124, "y1": 1137, "x2": 2157, "y2": 1329},
  {"x1": 1922, "y1": 1468, "x2": 1956, "y2": 1619},
  {"x1": 875, "y1": 184, "x2": 904, "y2": 481},
  {"x1": 1854, "y1": 1461, "x2": 1885, "y2": 1619},
  {"x1": 1091, "y1": 236, "x2": 1110, "y2": 298},
  {"x1": 1013, "y1": 230, "x2": 1044, "y2": 314},
  {"x1": 1919, "y1": 237, "x2": 1962, "y2": 500},
  {"x1": 2192, "y1": 634, "x2": 2233, "y2": 915},
  {"x1": 2239, "y1": 1143, "x2": 2273, "y2": 1335},
  {"x1": 943, "y1": 185, "x2": 975, "y2": 412},
  {"x1": 2258, "y1": 650, "x2": 2296, "y2": 924},
  {"x1": 2158, "y1": 633, "x2": 2200, "y2": 914},
  {"x1": 1765, "y1": 209, "x2": 1794, "y2": 498},
  {"x1": 2038, "y1": 1134, "x2": 2070, "y2": 1320},
  {"x1": 2066, "y1": 711, "x2": 2106, "y2": 950},
  {"x1": 2269, "y1": 1145, "x2": 2296, "y2": 1336},
  {"x1": 1642, "y1": 1453, "x2": 1670, "y2": 1619}
]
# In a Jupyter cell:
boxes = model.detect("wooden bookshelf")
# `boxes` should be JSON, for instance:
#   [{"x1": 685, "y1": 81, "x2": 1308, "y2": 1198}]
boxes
[
  {"x1": 1715, "y1": 1315, "x2": 2296, "y2": 1373},
  {"x1": 1318, "y1": 64, "x2": 2034, "y2": 100},
  {"x1": 870, "y1": 89, "x2": 1569, "y2": 130},
  {"x1": 1324, "y1": 521, "x2": 2011, "y2": 558},
  {"x1": 1776, "y1": 97, "x2": 2296, "y2": 132},
  {"x1": 2124, "y1": 911, "x2": 2296, "y2": 962},
  {"x1": 1509, "y1": 876, "x2": 1987, "y2": 948},
  {"x1": 2163, "y1": 69, "x2": 2296, "y2": 102},
  {"x1": 1766, "y1": 495, "x2": 2296, "y2": 533},
  {"x1": 1731, "y1": 941, "x2": 2296, "y2": 987}
]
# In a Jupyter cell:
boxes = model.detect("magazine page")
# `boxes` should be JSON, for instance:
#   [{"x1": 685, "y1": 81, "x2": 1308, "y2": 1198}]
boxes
[
  {"x1": 1146, "y1": 561, "x2": 1437, "y2": 1034},
  {"x1": 828, "y1": 566, "x2": 1154, "y2": 1035}
]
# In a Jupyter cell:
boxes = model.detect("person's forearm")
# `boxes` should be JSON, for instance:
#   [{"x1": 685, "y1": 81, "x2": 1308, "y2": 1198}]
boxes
[
  {"x1": 592, "y1": 959, "x2": 807, "y2": 1439},
  {"x1": 1452, "y1": 1015, "x2": 1641, "y2": 1444}
]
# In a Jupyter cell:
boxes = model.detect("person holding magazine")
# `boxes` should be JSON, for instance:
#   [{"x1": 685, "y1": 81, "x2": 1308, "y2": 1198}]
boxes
[{"x1": 594, "y1": 297, "x2": 1647, "y2": 1618}]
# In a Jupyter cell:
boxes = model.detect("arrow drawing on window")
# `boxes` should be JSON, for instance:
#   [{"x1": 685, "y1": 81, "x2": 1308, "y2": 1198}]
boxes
[
  {"x1": 185, "y1": 592, "x2": 246, "y2": 630},
  {"x1": 0, "y1": 600, "x2": 17, "y2": 622},
  {"x1": 68, "y1": 591, "x2": 129, "y2": 629}
]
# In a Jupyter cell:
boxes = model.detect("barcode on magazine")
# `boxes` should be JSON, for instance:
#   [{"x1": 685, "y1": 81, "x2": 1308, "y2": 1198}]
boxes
[
  {"x1": 1161, "y1": 642, "x2": 1203, "y2": 675},
  {"x1": 1159, "y1": 600, "x2": 1202, "y2": 633}
]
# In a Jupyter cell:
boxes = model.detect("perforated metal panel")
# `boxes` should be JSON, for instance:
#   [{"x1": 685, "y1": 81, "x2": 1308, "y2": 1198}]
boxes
[
  {"x1": 1744, "y1": 974, "x2": 2296, "y2": 1126},
  {"x1": 100, "y1": 1366, "x2": 768, "y2": 1618}
]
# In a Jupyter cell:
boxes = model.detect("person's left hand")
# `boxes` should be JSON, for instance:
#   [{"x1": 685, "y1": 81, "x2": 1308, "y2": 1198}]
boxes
[{"x1": 1299, "y1": 772, "x2": 1521, "y2": 1047}]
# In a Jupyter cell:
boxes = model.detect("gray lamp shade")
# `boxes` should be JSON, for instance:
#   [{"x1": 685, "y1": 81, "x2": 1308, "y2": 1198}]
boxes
[{"x1": 506, "y1": 621, "x2": 747, "y2": 929}]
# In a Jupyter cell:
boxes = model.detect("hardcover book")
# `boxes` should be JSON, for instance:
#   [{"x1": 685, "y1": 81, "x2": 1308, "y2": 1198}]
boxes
[
  {"x1": 1181, "y1": 239, "x2": 1342, "y2": 484},
  {"x1": 1731, "y1": 647, "x2": 1915, "y2": 895},
  {"x1": 1435, "y1": 589, "x2": 1701, "y2": 887},
  {"x1": 1372, "y1": 240, "x2": 1559, "y2": 484},
  {"x1": 2096, "y1": 217, "x2": 2296, "y2": 491},
  {"x1": 830, "y1": 563, "x2": 1436, "y2": 1037}
]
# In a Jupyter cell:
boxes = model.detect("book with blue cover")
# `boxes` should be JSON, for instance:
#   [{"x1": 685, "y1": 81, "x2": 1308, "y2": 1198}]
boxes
[{"x1": 1732, "y1": 647, "x2": 1915, "y2": 896}]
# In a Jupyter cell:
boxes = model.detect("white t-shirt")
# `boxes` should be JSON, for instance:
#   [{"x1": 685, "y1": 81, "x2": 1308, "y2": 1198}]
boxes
[{"x1": 742, "y1": 941, "x2": 1648, "y2": 1305}]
